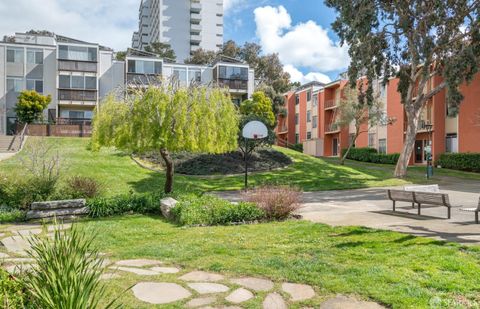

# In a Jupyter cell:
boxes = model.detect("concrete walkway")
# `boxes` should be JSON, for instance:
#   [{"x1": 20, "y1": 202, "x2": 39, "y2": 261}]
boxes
[
  {"x1": 217, "y1": 180, "x2": 480, "y2": 245},
  {"x1": 0, "y1": 152, "x2": 17, "y2": 161}
]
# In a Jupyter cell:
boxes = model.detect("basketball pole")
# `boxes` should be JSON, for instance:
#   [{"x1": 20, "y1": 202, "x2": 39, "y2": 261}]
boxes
[{"x1": 244, "y1": 137, "x2": 248, "y2": 191}]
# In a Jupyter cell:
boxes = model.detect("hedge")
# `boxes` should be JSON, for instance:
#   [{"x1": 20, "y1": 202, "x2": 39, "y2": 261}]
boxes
[
  {"x1": 288, "y1": 143, "x2": 303, "y2": 153},
  {"x1": 342, "y1": 147, "x2": 400, "y2": 165},
  {"x1": 436, "y1": 153, "x2": 480, "y2": 173}
]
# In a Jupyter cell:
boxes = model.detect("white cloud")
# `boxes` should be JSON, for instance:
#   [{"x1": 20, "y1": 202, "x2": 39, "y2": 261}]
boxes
[
  {"x1": 284, "y1": 65, "x2": 331, "y2": 84},
  {"x1": 254, "y1": 5, "x2": 350, "y2": 83},
  {"x1": 0, "y1": 0, "x2": 138, "y2": 51},
  {"x1": 224, "y1": 0, "x2": 243, "y2": 14}
]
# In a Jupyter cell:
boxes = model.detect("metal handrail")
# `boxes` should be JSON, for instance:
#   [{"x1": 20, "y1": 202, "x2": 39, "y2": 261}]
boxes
[{"x1": 8, "y1": 123, "x2": 27, "y2": 151}]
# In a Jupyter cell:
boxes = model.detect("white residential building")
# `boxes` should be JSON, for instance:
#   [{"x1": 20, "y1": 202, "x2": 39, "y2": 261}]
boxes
[{"x1": 131, "y1": 0, "x2": 224, "y2": 62}]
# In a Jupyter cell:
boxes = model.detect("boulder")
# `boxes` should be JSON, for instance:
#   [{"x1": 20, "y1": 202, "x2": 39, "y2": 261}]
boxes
[{"x1": 160, "y1": 197, "x2": 178, "y2": 219}]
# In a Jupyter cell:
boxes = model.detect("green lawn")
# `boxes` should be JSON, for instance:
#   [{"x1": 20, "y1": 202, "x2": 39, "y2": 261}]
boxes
[
  {"x1": 0, "y1": 136, "x2": 422, "y2": 195},
  {"x1": 71, "y1": 216, "x2": 480, "y2": 308}
]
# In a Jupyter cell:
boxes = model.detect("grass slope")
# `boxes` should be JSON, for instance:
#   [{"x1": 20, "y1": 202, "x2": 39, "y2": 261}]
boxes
[
  {"x1": 77, "y1": 216, "x2": 480, "y2": 308},
  {"x1": 0, "y1": 137, "x2": 416, "y2": 195}
]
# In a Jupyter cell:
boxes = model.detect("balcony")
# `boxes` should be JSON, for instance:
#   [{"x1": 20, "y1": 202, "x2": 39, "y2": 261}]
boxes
[
  {"x1": 58, "y1": 89, "x2": 97, "y2": 102},
  {"x1": 190, "y1": 13, "x2": 201, "y2": 22},
  {"x1": 324, "y1": 99, "x2": 337, "y2": 110},
  {"x1": 126, "y1": 73, "x2": 162, "y2": 86},
  {"x1": 325, "y1": 123, "x2": 340, "y2": 134},
  {"x1": 190, "y1": 34, "x2": 202, "y2": 43},
  {"x1": 217, "y1": 79, "x2": 248, "y2": 92},
  {"x1": 56, "y1": 117, "x2": 92, "y2": 126},
  {"x1": 191, "y1": 23, "x2": 202, "y2": 32},
  {"x1": 277, "y1": 125, "x2": 288, "y2": 134},
  {"x1": 58, "y1": 60, "x2": 97, "y2": 73},
  {"x1": 190, "y1": 1, "x2": 201, "y2": 13},
  {"x1": 417, "y1": 120, "x2": 434, "y2": 133}
]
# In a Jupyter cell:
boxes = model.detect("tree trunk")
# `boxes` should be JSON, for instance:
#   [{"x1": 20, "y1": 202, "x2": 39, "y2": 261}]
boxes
[
  {"x1": 394, "y1": 106, "x2": 423, "y2": 178},
  {"x1": 160, "y1": 148, "x2": 174, "y2": 193},
  {"x1": 340, "y1": 134, "x2": 356, "y2": 165}
]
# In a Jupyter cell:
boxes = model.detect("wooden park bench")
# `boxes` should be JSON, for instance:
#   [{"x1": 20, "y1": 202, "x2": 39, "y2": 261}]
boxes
[
  {"x1": 460, "y1": 197, "x2": 480, "y2": 224},
  {"x1": 386, "y1": 189, "x2": 452, "y2": 219}
]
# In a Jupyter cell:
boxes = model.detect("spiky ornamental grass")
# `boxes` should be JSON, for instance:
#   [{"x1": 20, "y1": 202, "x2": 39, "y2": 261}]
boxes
[{"x1": 24, "y1": 223, "x2": 118, "y2": 309}]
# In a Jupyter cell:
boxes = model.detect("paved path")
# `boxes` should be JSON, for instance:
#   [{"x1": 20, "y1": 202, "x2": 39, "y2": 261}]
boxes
[
  {"x1": 0, "y1": 152, "x2": 16, "y2": 161},
  {"x1": 217, "y1": 180, "x2": 480, "y2": 245}
]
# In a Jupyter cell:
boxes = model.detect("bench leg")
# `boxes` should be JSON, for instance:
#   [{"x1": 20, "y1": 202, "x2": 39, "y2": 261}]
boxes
[
  {"x1": 447, "y1": 207, "x2": 451, "y2": 219},
  {"x1": 417, "y1": 204, "x2": 421, "y2": 216},
  {"x1": 393, "y1": 201, "x2": 396, "y2": 212},
  {"x1": 476, "y1": 212, "x2": 479, "y2": 224}
]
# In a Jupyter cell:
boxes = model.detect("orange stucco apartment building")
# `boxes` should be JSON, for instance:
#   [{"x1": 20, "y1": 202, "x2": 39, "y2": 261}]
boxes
[{"x1": 275, "y1": 73, "x2": 480, "y2": 165}]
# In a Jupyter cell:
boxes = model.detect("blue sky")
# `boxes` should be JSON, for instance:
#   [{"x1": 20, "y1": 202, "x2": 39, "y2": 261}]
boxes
[{"x1": 0, "y1": 0, "x2": 350, "y2": 84}]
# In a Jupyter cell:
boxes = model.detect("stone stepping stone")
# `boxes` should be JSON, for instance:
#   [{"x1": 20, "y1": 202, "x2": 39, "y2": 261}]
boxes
[
  {"x1": 109, "y1": 266, "x2": 160, "y2": 276},
  {"x1": 115, "y1": 259, "x2": 163, "y2": 267},
  {"x1": 187, "y1": 283, "x2": 230, "y2": 294},
  {"x1": 180, "y1": 271, "x2": 224, "y2": 282},
  {"x1": 281, "y1": 283, "x2": 315, "y2": 301},
  {"x1": 230, "y1": 277, "x2": 274, "y2": 291},
  {"x1": 1, "y1": 236, "x2": 31, "y2": 255},
  {"x1": 4, "y1": 263, "x2": 34, "y2": 275},
  {"x1": 0, "y1": 233, "x2": 5, "y2": 238},
  {"x1": 132, "y1": 282, "x2": 191, "y2": 304},
  {"x1": 100, "y1": 273, "x2": 121, "y2": 280},
  {"x1": 186, "y1": 296, "x2": 216, "y2": 308},
  {"x1": 199, "y1": 306, "x2": 242, "y2": 309},
  {"x1": 320, "y1": 295, "x2": 385, "y2": 309},
  {"x1": 263, "y1": 293, "x2": 287, "y2": 309},
  {"x1": 225, "y1": 288, "x2": 254, "y2": 304},
  {"x1": 47, "y1": 223, "x2": 72, "y2": 231},
  {"x1": 13, "y1": 229, "x2": 42, "y2": 236},
  {"x1": 0, "y1": 252, "x2": 9, "y2": 258},
  {"x1": 151, "y1": 266, "x2": 180, "y2": 273}
]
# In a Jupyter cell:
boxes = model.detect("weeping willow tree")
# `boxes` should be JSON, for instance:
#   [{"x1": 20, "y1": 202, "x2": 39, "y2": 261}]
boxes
[{"x1": 91, "y1": 83, "x2": 239, "y2": 193}]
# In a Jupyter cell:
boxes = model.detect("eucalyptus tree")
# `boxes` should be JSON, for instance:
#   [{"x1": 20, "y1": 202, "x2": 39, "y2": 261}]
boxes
[
  {"x1": 326, "y1": 0, "x2": 480, "y2": 177},
  {"x1": 91, "y1": 83, "x2": 239, "y2": 193}
]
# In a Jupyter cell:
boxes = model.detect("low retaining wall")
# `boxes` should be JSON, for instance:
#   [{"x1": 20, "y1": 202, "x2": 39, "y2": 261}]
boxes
[{"x1": 16, "y1": 124, "x2": 92, "y2": 137}]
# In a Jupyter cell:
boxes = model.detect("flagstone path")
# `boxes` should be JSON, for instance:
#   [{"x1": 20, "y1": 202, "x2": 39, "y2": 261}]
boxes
[{"x1": 0, "y1": 226, "x2": 385, "y2": 308}]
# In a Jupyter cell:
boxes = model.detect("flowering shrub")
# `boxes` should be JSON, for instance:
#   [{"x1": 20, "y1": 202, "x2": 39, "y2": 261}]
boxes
[{"x1": 244, "y1": 186, "x2": 302, "y2": 220}]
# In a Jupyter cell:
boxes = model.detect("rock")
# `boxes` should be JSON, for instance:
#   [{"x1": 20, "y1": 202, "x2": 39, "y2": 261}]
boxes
[
  {"x1": 225, "y1": 288, "x2": 254, "y2": 303},
  {"x1": 1, "y1": 236, "x2": 31, "y2": 255},
  {"x1": 132, "y1": 282, "x2": 191, "y2": 304},
  {"x1": 186, "y1": 296, "x2": 216, "y2": 308},
  {"x1": 4, "y1": 263, "x2": 34, "y2": 274},
  {"x1": 115, "y1": 259, "x2": 163, "y2": 267},
  {"x1": 230, "y1": 277, "x2": 274, "y2": 291},
  {"x1": 199, "y1": 307, "x2": 242, "y2": 309},
  {"x1": 281, "y1": 283, "x2": 315, "y2": 301},
  {"x1": 187, "y1": 283, "x2": 230, "y2": 294},
  {"x1": 150, "y1": 266, "x2": 180, "y2": 273},
  {"x1": 100, "y1": 273, "x2": 121, "y2": 280},
  {"x1": 30, "y1": 199, "x2": 86, "y2": 210},
  {"x1": 2, "y1": 258, "x2": 35, "y2": 264},
  {"x1": 109, "y1": 266, "x2": 160, "y2": 276},
  {"x1": 263, "y1": 293, "x2": 287, "y2": 309},
  {"x1": 26, "y1": 207, "x2": 89, "y2": 220},
  {"x1": 180, "y1": 271, "x2": 224, "y2": 282},
  {"x1": 320, "y1": 295, "x2": 385, "y2": 309},
  {"x1": 160, "y1": 197, "x2": 178, "y2": 219},
  {"x1": 13, "y1": 229, "x2": 42, "y2": 236}
]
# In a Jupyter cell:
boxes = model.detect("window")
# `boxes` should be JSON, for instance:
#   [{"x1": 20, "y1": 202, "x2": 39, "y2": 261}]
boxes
[
  {"x1": 446, "y1": 101, "x2": 456, "y2": 117},
  {"x1": 71, "y1": 76, "x2": 85, "y2": 89},
  {"x1": 295, "y1": 113, "x2": 299, "y2": 125},
  {"x1": 173, "y1": 68, "x2": 187, "y2": 82},
  {"x1": 59, "y1": 74, "x2": 97, "y2": 90},
  {"x1": 349, "y1": 134, "x2": 356, "y2": 147},
  {"x1": 307, "y1": 111, "x2": 311, "y2": 122},
  {"x1": 312, "y1": 116, "x2": 318, "y2": 128},
  {"x1": 59, "y1": 75, "x2": 71, "y2": 88},
  {"x1": 446, "y1": 134, "x2": 458, "y2": 153},
  {"x1": 368, "y1": 133, "x2": 376, "y2": 148},
  {"x1": 189, "y1": 69, "x2": 201, "y2": 82},
  {"x1": 85, "y1": 76, "x2": 96, "y2": 89},
  {"x1": 58, "y1": 45, "x2": 97, "y2": 62},
  {"x1": 295, "y1": 95, "x2": 299, "y2": 105},
  {"x1": 7, "y1": 48, "x2": 23, "y2": 63},
  {"x1": 378, "y1": 138, "x2": 387, "y2": 154},
  {"x1": 27, "y1": 49, "x2": 43, "y2": 64},
  {"x1": 218, "y1": 66, "x2": 248, "y2": 80},
  {"x1": 26, "y1": 79, "x2": 43, "y2": 93},
  {"x1": 307, "y1": 90, "x2": 311, "y2": 102},
  {"x1": 295, "y1": 133, "x2": 299, "y2": 143},
  {"x1": 60, "y1": 110, "x2": 93, "y2": 119},
  {"x1": 312, "y1": 94, "x2": 318, "y2": 107},
  {"x1": 307, "y1": 132, "x2": 312, "y2": 140},
  {"x1": 6, "y1": 77, "x2": 23, "y2": 92}
]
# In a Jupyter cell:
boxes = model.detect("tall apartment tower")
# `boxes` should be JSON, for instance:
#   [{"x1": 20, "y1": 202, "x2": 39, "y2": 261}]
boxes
[{"x1": 132, "y1": 0, "x2": 224, "y2": 63}]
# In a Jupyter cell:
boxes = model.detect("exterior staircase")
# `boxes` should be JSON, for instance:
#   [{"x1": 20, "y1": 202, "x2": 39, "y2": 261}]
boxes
[{"x1": 0, "y1": 135, "x2": 20, "y2": 152}]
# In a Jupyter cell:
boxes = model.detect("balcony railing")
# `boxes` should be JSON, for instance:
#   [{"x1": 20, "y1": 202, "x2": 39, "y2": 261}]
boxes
[
  {"x1": 325, "y1": 123, "x2": 340, "y2": 133},
  {"x1": 217, "y1": 79, "x2": 248, "y2": 91},
  {"x1": 126, "y1": 73, "x2": 162, "y2": 86},
  {"x1": 58, "y1": 89, "x2": 97, "y2": 101},
  {"x1": 58, "y1": 60, "x2": 97, "y2": 72},
  {"x1": 277, "y1": 125, "x2": 288, "y2": 133},
  {"x1": 56, "y1": 118, "x2": 92, "y2": 126},
  {"x1": 325, "y1": 99, "x2": 337, "y2": 109},
  {"x1": 418, "y1": 120, "x2": 433, "y2": 132}
]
